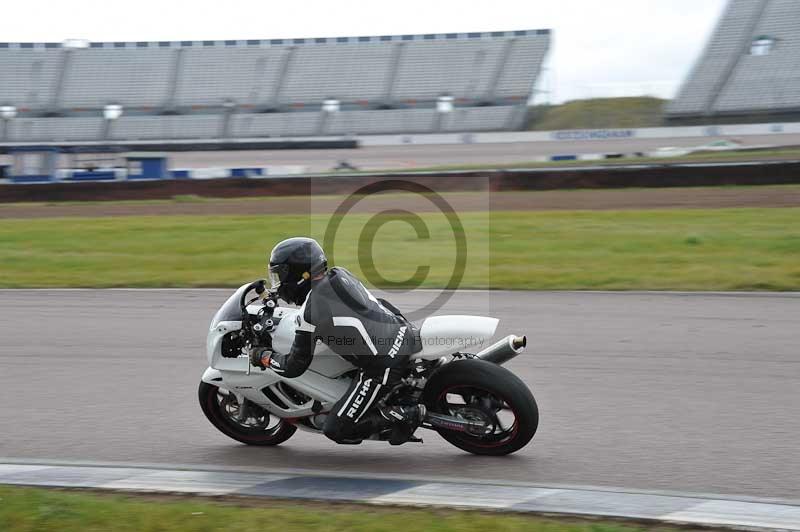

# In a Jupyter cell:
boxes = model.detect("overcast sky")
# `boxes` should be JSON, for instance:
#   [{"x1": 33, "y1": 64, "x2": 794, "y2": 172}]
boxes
[{"x1": 4, "y1": 0, "x2": 728, "y2": 103}]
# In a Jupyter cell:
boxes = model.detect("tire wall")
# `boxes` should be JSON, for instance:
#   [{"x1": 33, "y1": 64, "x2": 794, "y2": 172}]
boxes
[{"x1": 3, "y1": 162, "x2": 800, "y2": 203}]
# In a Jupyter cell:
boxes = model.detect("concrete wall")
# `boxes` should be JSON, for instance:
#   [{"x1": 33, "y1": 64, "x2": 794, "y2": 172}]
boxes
[{"x1": 357, "y1": 122, "x2": 800, "y2": 146}]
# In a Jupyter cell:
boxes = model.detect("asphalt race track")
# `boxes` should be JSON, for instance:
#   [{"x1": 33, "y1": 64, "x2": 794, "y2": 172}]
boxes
[
  {"x1": 1, "y1": 289, "x2": 798, "y2": 500},
  {"x1": 165, "y1": 133, "x2": 800, "y2": 172}
]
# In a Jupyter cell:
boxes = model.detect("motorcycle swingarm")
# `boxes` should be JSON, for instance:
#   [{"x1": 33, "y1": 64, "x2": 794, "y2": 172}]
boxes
[{"x1": 424, "y1": 412, "x2": 489, "y2": 434}]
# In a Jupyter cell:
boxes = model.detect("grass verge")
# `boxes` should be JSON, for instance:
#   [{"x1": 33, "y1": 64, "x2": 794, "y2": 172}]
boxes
[
  {"x1": 527, "y1": 97, "x2": 666, "y2": 130},
  {"x1": 0, "y1": 185, "x2": 797, "y2": 211},
  {"x1": 0, "y1": 208, "x2": 798, "y2": 290},
  {"x1": 0, "y1": 485, "x2": 699, "y2": 532}
]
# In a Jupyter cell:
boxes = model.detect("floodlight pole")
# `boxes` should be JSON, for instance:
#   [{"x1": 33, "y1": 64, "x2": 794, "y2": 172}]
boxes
[
  {"x1": 319, "y1": 98, "x2": 340, "y2": 135},
  {"x1": 102, "y1": 104, "x2": 123, "y2": 140},
  {"x1": 0, "y1": 105, "x2": 17, "y2": 142},
  {"x1": 435, "y1": 95, "x2": 454, "y2": 132}
]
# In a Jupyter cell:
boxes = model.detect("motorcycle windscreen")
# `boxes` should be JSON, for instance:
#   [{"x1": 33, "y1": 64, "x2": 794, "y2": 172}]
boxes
[{"x1": 209, "y1": 283, "x2": 251, "y2": 329}]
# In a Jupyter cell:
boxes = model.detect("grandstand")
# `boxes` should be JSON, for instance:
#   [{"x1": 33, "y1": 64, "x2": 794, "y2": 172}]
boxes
[
  {"x1": 667, "y1": 0, "x2": 800, "y2": 123},
  {"x1": 0, "y1": 30, "x2": 550, "y2": 144}
]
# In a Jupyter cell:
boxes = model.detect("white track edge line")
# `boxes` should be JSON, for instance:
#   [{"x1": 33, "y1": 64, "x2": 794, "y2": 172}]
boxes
[{"x1": 2, "y1": 458, "x2": 799, "y2": 508}]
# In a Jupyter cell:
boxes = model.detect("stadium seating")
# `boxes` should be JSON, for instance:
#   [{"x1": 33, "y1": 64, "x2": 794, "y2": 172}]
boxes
[
  {"x1": 391, "y1": 40, "x2": 508, "y2": 101},
  {"x1": 280, "y1": 43, "x2": 394, "y2": 105},
  {"x1": 0, "y1": 30, "x2": 550, "y2": 142},
  {"x1": 0, "y1": 48, "x2": 61, "y2": 110},
  {"x1": 6, "y1": 117, "x2": 103, "y2": 142},
  {"x1": 62, "y1": 48, "x2": 174, "y2": 108},
  {"x1": 176, "y1": 47, "x2": 287, "y2": 108},
  {"x1": 230, "y1": 112, "x2": 321, "y2": 137},
  {"x1": 493, "y1": 36, "x2": 550, "y2": 99},
  {"x1": 713, "y1": 0, "x2": 800, "y2": 113},
  {"x1": 441, "y1": 106, "x2": 520, "y2": 131},
  {"x1": 110, "y1": 115, "x2": 225, "y2": 140},
  {"x1": 325, "y1": 108, "x2": 436, "y2": 135},
  {"x1": 667, "y1": 0, "x2": 800, "y2": 121}
]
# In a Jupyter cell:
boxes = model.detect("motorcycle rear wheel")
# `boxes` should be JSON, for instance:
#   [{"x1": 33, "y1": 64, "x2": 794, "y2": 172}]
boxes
[
  {"x1": 422, "y1": 359, "x2": 538, "y2": 456},
  {"x1": 198, "y1": 381, "x2": 297, "y2": 446}
]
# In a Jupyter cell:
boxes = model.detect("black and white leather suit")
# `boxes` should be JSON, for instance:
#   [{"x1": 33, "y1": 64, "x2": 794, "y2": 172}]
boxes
[{"x1": 267, "y1": 267, "x2": 421, "y2": 442}]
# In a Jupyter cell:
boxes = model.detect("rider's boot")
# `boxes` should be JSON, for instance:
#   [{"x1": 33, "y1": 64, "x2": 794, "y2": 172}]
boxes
[{"x1": 380, "y1": 405, "x2": 426, "y2": 445}]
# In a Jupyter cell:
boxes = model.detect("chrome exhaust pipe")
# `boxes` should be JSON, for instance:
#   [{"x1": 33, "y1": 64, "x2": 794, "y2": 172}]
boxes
[{"x1": 474, "y1": 334, "x2": 526, "y2": 365}]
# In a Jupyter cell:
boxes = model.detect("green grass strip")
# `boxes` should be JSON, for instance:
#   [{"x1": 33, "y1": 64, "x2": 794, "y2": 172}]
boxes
[
  {"x1": 0, "y1": 485, "x2": 690, "y2": 532},
  {"x1": 0, "y1": 208, "x2": 798, "y2": 290}
]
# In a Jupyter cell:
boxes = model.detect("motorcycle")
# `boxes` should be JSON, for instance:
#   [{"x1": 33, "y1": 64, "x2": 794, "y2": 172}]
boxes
[{"x1": 199, "y1": 280, "x2": 539, "y2": 455}]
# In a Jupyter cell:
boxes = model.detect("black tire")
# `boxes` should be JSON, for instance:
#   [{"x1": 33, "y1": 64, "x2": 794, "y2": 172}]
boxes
[
  {"x1": 422, "y1": 359, "x2": 538, "y2": 456},
  {"x1": 198, "y1": 381, "x2": 297, "y2": 446}
]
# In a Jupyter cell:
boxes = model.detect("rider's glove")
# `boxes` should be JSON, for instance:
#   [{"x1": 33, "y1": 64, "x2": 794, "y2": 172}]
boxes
[{"x1": 249, "y1": 348, "x2": 272, "y2": 371}]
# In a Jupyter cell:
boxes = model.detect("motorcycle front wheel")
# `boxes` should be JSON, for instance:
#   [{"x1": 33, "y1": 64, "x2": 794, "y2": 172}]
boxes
[
  {"x1": 198, "y1": 382, "x2": 297, "y2": 446},
  {"x1": 422, "y1": 359, "x2": 538, "y2": 456}
]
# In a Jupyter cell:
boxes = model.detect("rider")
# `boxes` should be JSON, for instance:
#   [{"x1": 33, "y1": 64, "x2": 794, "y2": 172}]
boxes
[{"x1": 250, "y1": 237, "x2": 426, "y2": 445}]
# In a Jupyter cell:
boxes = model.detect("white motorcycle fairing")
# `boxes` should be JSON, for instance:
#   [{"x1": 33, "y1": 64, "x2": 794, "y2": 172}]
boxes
[
  {"x1": 203, "y1": 286, "x2": 501, "y2": 423},
  {"x1": 205, "y1": 307, "x2": 353, "y2": 419},
  {"x1": 414, "y1": 315, "x2": 498, "y2": 360}
]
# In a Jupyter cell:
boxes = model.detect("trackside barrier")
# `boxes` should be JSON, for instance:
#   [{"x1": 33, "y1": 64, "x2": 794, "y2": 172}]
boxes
[
  {"x1": 167, "y1": 166, "x2": 306, "y2": 180},
  {"x1": 356, "y1": 121, "x2": 800, "y2": 146},
  {"x1": 4, "y1": 161, "x2": 800, "y2": 203},
  {"x1": 531, "y1": 152, "x2": 647, "y2": 163},
  {"x1": 2, "y1": 123, "x2": 797, "y2": 153},
  {"x1": 64, "y1": 170, "x2": 119, "y2": 182},
  {"x1": 2, "y1": 165, "x2": 307, "y2": 184}
]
